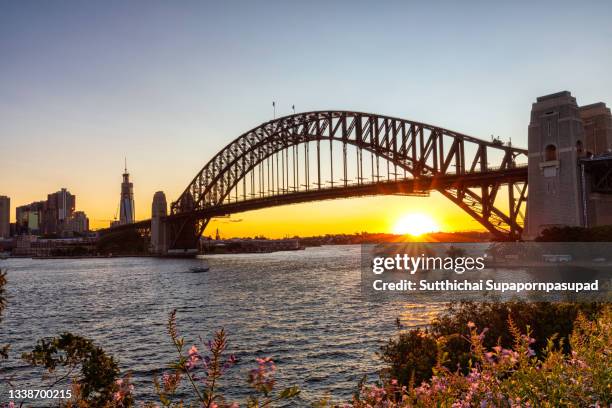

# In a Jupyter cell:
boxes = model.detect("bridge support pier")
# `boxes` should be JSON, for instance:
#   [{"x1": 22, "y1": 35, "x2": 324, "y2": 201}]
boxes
[
  {"x1": 151, "y1": 191, "x2": 169, "y2": 255},
  {"x1": 151, "y1": 191, "x2": 201, "y2": 256}
]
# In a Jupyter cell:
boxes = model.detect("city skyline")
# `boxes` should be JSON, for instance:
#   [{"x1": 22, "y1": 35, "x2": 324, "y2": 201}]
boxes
[{"x1": 2, "y1": 1, "x2": 611, "y2": 237}]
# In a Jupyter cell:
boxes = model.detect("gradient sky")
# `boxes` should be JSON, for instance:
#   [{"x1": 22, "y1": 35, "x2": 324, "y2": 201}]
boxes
[{"x1": 1, "y1": 1, "x2": 611, "y2": 237}]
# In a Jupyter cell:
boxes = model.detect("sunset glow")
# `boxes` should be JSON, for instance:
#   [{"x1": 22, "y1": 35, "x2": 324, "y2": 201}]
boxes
[{"x1": 392, "y1": 213, "x2": 440, "y2": 236}]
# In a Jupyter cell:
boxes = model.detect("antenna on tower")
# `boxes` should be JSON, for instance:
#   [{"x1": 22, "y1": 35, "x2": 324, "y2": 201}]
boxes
[{"x1": 124, "y1": 157, "x2": 127, "y2": 173}]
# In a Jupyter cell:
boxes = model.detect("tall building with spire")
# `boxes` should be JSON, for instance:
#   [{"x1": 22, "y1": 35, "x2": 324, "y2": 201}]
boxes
[{"x1": 119, "y1": 160, "x2": 135, "y2": 225}]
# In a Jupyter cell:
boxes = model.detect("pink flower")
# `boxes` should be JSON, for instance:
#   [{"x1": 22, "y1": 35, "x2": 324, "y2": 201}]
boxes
[{"x1": 256, "y1": 357, "x2": 272, "y2": 364}]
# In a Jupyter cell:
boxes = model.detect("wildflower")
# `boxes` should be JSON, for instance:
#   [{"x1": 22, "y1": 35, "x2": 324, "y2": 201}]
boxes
[
  {"x1": 186, "y1": 344, "x2": 202, "y2": 370},
  {"x1": 249, "y1": 357, "x2": 277, "y2": 395},
  {"x1": 113, "y1": 391, "x2": 123, "y2": 402},
  {"x1": 479, "y1": 327, "x2": 489, "y2": 340}
]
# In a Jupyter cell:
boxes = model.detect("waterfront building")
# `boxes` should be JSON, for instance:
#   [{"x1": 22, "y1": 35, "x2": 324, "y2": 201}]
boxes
[
  {"x1": 11, "y1": 235, "x2": 96, "y2": 257},
  {"x1": 65, "y1": 211, "x2": 89, "y2": 234},
  {"x1": 12, "y1": 234, "x2": 38, "y2": 256},
  {"x1": 119, "y1": 162, "x2": 135, "y2": 225},
  {"x1": 43, "y1": 188, "x2": 76, "y2": 235},
  {"x1": 15, "y1": 188, "x2": 78, "y2": 236},
  {"x1": 15, "y1": 201, "x2": 45, "y2": 235},
  {"x1": 0, "y1": 196, "x2": 9, "y2": 238}
]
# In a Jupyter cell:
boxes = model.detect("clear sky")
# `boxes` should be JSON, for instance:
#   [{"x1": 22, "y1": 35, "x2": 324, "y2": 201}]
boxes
[{"x1": 1, "y1": 1, "x2": 611, "y2": 237}]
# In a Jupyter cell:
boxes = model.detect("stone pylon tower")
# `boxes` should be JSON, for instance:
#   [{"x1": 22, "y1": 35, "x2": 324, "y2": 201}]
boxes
[
  {"x1": 151, "y1": 191, "x2": 168, "y2": 254},
  {"x1": 119, "y1": 159, "x2": 135, "y2": 225},
  {"x1": 526, "y1": 91, "x2": 586, "y2": 238}
]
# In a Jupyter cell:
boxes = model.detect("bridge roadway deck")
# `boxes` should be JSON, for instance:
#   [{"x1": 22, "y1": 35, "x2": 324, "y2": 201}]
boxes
[
  {"x1": 102, "y1": 165, "x2": 527, "y2": 233},
  {"x1": 170, "y1": 165, "x2": 527, "y2": 221}
]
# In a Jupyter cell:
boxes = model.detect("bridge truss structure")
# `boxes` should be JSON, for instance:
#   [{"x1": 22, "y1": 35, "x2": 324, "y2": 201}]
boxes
[{"x1": 166, "y1": 111, "x2": 528, "y2": 249}]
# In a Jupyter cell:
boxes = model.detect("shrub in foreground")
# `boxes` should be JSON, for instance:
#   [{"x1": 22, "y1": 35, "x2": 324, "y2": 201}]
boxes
[
  {"x1": 22, "y1": 332, "x2": 128, "y2": 407},
  {"x1": 351, "y1": 306, "x2": 611, "y2": 407},
  {"x1": 380, "y1": 301, "x2": 603, "y2": 386}
]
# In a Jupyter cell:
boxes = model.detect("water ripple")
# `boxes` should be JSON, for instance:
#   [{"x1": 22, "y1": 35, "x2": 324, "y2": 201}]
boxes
[{"x1": 0, "y1": 245, "x2": 440, "y2": 406}]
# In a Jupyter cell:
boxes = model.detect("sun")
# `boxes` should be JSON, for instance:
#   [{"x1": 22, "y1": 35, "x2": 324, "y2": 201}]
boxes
[{"x1": 392, "y1": 213, "x2": 440, "y2": 236}]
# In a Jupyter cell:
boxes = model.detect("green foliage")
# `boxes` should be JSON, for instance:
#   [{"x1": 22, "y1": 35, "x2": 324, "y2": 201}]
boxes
[
  {"x1": 432, "y1": 301, "x2": 601, "y2": 354},
  {"x1": 380, "y1": 301, "x2": 603, "y2": 388},
  {"x1": 379, "y1": 329, "x2": 437, "y2": 386},
  {"x1": 23, "y1": 333, "x2": 125, "y2": 407},
  {"x1": 536, "y1": 225, "x2": 612, "y2": 241},
  {"x1": 350, "y1": 306, "x2": 612, "y2": 407}
]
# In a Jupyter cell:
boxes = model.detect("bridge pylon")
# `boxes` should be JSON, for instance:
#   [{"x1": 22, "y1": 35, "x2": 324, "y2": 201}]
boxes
[
  {"x1": 526, "y1": 91, "x2": 594, "y2": 237},
  {"x1": 151, "y1": 191, "x2": 169, "y2": 255}
]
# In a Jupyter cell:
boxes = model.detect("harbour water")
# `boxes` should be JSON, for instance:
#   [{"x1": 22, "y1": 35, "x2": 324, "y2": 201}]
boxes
[{"x1": 0, "y1": 245, "x2": 444, "y2": 406}]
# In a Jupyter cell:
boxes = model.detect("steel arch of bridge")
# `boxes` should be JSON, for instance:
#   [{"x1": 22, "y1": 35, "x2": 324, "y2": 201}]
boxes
[{"x1": 169, "y1": 111, "x2": 528, "y2": 247}]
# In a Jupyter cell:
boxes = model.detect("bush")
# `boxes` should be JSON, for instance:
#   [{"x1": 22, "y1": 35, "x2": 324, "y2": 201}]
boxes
[
  {"x1": 349, "y1": 306, "x2": 612, "y2": 407},
  {"x1": 22, "y1": 333, "x2": 128, "y2": 407},
  {"x1": 536, "y1": 225, "x2": 612, "y2": 241},
  {"x1": 379, "y1": 329, "x2": 437, "y2": 387},
  {"x1": 380, "y1": 302, "x2": 603, "y2": 387}
]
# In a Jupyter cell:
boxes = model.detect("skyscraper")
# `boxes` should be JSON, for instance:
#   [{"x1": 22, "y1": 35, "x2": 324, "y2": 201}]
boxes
[
  {"x1": 16, "y1": 201, "x2": 44, "y2": 234},
  {"x1": 66, "y1": 211, "x2": 90, "y2": 234},
  {"x1": 43, "y1": 188, "x2": 76, "y2": 235},
  {"x1": 119, "y1": 160, "x2": 135, "y2": 225},
  {"x1": 0, "y1": 196, "x2": 10, "y2": 238}
]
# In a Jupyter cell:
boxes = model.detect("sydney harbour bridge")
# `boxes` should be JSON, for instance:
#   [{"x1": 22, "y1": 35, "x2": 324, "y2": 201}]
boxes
[{"x1": 105, "y1": 110, "x2": 529, "y2": 254}]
